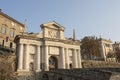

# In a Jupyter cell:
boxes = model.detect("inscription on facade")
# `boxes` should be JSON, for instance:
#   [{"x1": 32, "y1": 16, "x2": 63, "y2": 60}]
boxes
[
  {"x1": 49, "y1": 47, "x2": 59, "y2": 55},
  {"x1": 29, "y1": 45, "x2": 36, "y2": 54}
]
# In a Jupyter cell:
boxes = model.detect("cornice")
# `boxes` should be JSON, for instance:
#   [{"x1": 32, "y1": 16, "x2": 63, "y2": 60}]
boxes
[
  {"x1": 17, "y1": 35, "x2": 42, "y2": 41},
  {"x1": 0, "y1": 11, "x2": 25, "y2": 27},
  {"x1": 14, "y1": 35, "x2": 80, "y2": 46},
  {"x1": 43, "y1": 37, "x2": 80, "y2": 45},
  {"x1": 98, "y1": 38, "x2": 112, "y2": 43}
]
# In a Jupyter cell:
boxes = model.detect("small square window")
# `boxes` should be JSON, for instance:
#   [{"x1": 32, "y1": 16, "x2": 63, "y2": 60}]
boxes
[
  {"x1": 11, "y1": 22, "x2": 15, "y2": 26},
  {"x1": 20, "y1": 27, "x2": 23, "y2": 31},
  {"x1": 11, "y1": 22, "x2": 16, "y2": 27}
]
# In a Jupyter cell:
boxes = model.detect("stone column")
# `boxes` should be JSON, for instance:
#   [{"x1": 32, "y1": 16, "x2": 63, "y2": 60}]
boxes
[
  {"x1": 101, "y1": 43, "x2": 106, "y2": 61},
  {"x1": 65, "y1": 48, "x2": 69, "y2": 69},
  {"x1": 36, "y1": 45, "x2": 41, "y2": 72},
  {"x1": 72, "y1": 49, "x2": 78, "y2": 68},
  {"x1": 18, "y1": 43, "x2": 23, "y2": 71},
  {"x1": 44, "y1": 45, "x2": 49, "y2": 71},
  {"x1": 77, "y1": 49, "x2": 82, "y2": 68},
  {"x1": 60, "y1": 47, "x2": 65, "y2": 69},
  {"x1": 24, "y1": 44, "x2": 29, "y2": 71}
]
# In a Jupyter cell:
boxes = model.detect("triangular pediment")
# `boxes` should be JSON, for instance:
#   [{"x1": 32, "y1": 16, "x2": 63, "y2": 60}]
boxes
[
  {"x1": 36, "y1": 31, "x2": 43, "y2": 38},
  {"x1": 41, "y1": 21, "x2": 64, "y2": 30}
]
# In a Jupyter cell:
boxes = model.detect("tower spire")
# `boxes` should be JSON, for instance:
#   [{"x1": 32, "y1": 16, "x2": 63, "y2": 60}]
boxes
[
  {"x1": 24, "y1": 19, "x2": 27, "y2": 32},
  {"x1": 73, "y1": 29, "x2": 76, "y2": 40}
]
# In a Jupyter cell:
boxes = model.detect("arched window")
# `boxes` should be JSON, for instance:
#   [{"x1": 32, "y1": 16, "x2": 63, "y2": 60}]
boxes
[
  {"x1": 10, "y1": 29, "x2": 15, "y2": 37},
  {"x1": 29, "y1": 63, "x2": 34, "y2": 71},
  {"x1": 1, "y1": 26, "x2": 7, "y2": 34}
]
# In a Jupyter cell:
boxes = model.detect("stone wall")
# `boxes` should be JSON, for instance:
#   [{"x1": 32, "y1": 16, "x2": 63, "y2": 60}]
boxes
[
  {"x1": 0, "y1": 53, "x2": 16, "y2": 80},
  {"x1": 14, "y1": 60, "x2": 120, "y2": 80},
  {"x1": 13, "y1": 68, "x2": 120, "y2": 80},
  {"x1": 42, "y1": 68, "x2": 120, "y2": 80},
  {"x1": 14, "y1": 71, "x2": 45, "y2": 80},
  {"x1": 82, "y1": 60, "x2": 120, "y2": 68}
]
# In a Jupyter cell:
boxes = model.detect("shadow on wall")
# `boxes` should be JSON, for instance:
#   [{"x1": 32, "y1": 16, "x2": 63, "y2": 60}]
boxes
[
  {"x1": 13, "y1": 69, "x2": 120, "y2": 80},
  {"x1": 41, "y1": 69, "x2": 114, "y2": 80}
]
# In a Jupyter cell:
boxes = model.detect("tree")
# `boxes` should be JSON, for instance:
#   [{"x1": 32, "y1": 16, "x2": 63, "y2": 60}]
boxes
[
  {"x1": 106, "y1": 51, "x2": 115, "y2": 58},
  {"x1": 81, "y1": 36, "x2": 101, "y2": 60},
  {"x1": 114, "y1": 48, "x2": 120, "y2": 62}
]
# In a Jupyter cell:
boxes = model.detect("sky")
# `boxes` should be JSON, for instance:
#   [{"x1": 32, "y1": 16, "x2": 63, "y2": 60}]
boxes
[{"x1": 0, "y1": 0, "x2": 120, "y2": 42}]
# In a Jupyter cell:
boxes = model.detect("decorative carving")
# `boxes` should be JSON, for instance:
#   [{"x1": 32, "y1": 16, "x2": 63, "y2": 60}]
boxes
[
  {"x1": 49, "y1": 47, "x2": 59, "y2": 55},
  {"x1": 68, "y1": 49, "x2": 73, "y2": 56},
  {"x1": 48, "y1": 30, "x2": 59, "y2": 38},
  {"x1": 29, "y1": 45, "x2": 36, "y2": 54}
]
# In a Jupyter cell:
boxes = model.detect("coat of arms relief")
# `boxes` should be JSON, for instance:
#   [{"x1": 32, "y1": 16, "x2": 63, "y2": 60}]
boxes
[{"x1": 48, "y1": 29, "x2": 59, "y2": 39}]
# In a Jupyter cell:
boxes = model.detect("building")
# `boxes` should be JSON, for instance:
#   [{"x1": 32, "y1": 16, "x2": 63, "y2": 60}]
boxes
[
  {"x1": 0, "y1": 11, "x2": 26, "y2": 49},
  {"x1": 98, "y1": 38, "x2": 113, "y2": 61},
  {"x1": 14, "y1": 21, "x2": 82, "y2": 73},
  {"x1": 113, "y1": 42, "x2": 120, "y2": 51},
  {"x1": 81, "y1": 37, "x2": 114, "y2": 61}
]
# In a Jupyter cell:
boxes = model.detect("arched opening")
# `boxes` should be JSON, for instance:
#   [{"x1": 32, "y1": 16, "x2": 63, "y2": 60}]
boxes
[
  {"x1": 58, "y1": 77, "x2": 63, "y2": 80},
  {"x1": 2, "y1": 40, "x2": 4, "y2": 47},
  {"x1": 29, "y1": 62, "x2": 34, "y2": 71},
  {"x1": 42, "y1": 74, "x2": 49, "y2": 80},
  {"x1": 49, "y1": 56, "x2": 58, "y2": 69},
  {"x1": 10, "y1": 42, "x2": 13, "y2": 48},
  {"x1": 69, "y1": 63, "x2": 72, "y2": 69}
]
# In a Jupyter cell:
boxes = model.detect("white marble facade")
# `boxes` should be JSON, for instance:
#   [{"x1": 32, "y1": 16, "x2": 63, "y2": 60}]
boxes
[
  {"x1": 99, "y1": 38, "x2": 113, "y2": 61},
  {"x1": 15, "y1": 21, "x2": 82, "y2": 72}
]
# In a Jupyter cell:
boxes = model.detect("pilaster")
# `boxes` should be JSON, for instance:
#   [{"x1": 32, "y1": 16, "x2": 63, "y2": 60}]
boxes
[
  {"x1": 72, "y1": 49, "x2": 78, "y2": 68},
  {"x1": 77, "y1": 49, "x2": 82, "y2": 68},
  {"x1": 60, "y1": 47, "x2": 65, "y2": 69},
  {"x1": 44, "y1": 45, "x2": 49, "y2": 71},
  {"x1": 65, "y1": 48, "x2": 69, "y2": 69},
  {"x1": 36, "y1": 45, "x2": 41, "y2": 72}
]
